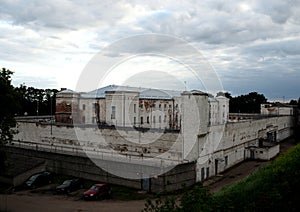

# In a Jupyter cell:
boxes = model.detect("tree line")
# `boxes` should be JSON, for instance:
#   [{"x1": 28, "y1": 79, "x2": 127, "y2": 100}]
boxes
[
  {"x1": 15, "y1": 84, "x2": 58, "y2": 116},
  {"x1": 0, "y1": 68, "x2": 58, "y2": 172},
  {"x1": 1, "y1": 68, "x2": 58, "y2": 117},
  {"x1": 219, "y1": 92, "x2": 300, "y2": 114}
]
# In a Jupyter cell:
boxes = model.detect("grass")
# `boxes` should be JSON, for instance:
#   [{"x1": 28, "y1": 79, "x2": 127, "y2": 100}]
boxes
[{"x1": 214, "y1": 141, "x2": 300, "y2": 211}]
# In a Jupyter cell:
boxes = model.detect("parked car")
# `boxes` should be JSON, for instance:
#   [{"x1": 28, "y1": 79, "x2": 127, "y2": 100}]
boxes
[
  {"x1": 56, "y1": 179, "x2": 83, "y2": 193},
  {"x1": 24, "y1": 171, "x2": 52, "y2": 189},
  {"x1": 82, "y1": 183, "x2": 112, "y2": 200}
]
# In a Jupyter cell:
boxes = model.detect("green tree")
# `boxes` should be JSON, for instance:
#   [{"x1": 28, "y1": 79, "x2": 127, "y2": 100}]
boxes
[
  {"x1": 14, "y1": 85, "x2": 58, "y2": 116},
  {"x1": 229, "y1": 92, "x2": 267, "y2": 113},
  {"x1": 180, "y1": 183, "x2": 215, "y2": 212},
  {"x1": 0, "y1": 68, "x2": 19, "y2": 173},
  {"x1": 142, "y1": 183, "x2": 215, "y2": 212},
  {"x1": 289, "y1": 99, "x2": 297, "y2": 105},
  {"x1": 0, "y1": 68, "x2": 18, "y2": 142},
  {"x1": 143, "y1": 197, "x2": 180, "y2": 212}
]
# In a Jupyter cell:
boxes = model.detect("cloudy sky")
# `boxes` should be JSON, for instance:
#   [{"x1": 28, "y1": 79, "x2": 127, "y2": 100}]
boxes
[{"x1": 1, "y1": 0, "x2": 300, "y2": 100}]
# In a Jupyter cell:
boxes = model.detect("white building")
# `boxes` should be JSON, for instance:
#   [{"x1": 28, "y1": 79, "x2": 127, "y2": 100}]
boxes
[
  {"x1": 55, "y1": 85, "x2": 229, "y2": 130},
  {"x1": 11, "y1": 85, "x2": 294, "y2": 191},
  {"x1": 261, "y1": 102, "x2": 295, "y2": 116}
]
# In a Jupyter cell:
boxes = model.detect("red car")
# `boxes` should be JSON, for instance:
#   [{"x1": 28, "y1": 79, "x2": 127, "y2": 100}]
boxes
[{"x1": 82, "y1": 183, "x2": 112, "y2": 200}]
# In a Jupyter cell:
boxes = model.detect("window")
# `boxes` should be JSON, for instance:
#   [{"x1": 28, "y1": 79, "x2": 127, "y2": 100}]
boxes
[
  {"x1": 141, "y1": 117, "x2": 143, "y2": 124},
  {"x1": 111, "y1": 106, "x2": 116, "y2": 119},
  {"x1": 82, "y1": 104, "x2": 86, "y2": 110},
  {"x1": 201, "y1": 167, "x2": 205, "y2": 181},
  {"x1": 153, "y1": 104, "x2": 156, "y2": 109},
  {"x1": 169, "y1": 104, "x2": 172, "y2": 108},
  {"x1": 140, "y1": 104, "x2": 143, "y2": 109},
  {"x1": 153, "y1": 116, "x2": 156, "y2": 124},
  {"x1": 66, "y1": 104, "x2": 71, "y2": 112},
  {"x1": 94, "y1": 103, "x2": 99, "y2": 114},
  {"x1": 225, "y1": 156, "x2": 228, "y2": 166},
  {"x1": 164, "y1": 115, "x2": 167, "y2": 123},
  {"x1": 82, "y1": 116, "x2": 85, "y2": 123},
  {"x1": 134, "y1": 104, "x2": 136, "y2": 113},
  {"x1": 134, "y1": 117, "x2": 136, "y2": 125},
  {"x1": 93, "y1": 103, "x2": 97, "y2": 109},
  {"x1": 176, "y1": 104, "x2": 178, "y2": 109},
  {"x1": 159, "y1": 104, "x2": 161, "y2": 109},
  {"x1": 164, "y1": 104, "x2": 167, "y2": 110},
  {"x1": 159, "y1": 115, "x2": 162, "y2": 123},
  {"x1": 206, "y1": 167, "x2": 209, "y2": 178},
  {"x1": 147, "y1": 116, "x2": 149, "y2": 124}
]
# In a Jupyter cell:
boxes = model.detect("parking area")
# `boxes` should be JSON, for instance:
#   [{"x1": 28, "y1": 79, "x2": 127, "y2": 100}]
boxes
[
  {"x1": 0, "y1": 193, "x2": 146, "y2": 212},
  {"x1": 0, "y1": 183, "x2": 147, "y2": 212}
]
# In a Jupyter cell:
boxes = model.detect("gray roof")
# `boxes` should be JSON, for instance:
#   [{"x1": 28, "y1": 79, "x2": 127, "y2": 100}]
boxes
[
  {"x1": 80, "y1": 85, "x2": 182, "y2": 100},
  {"x1": 208, "y1": 97, "x2": 217, "y2": 102},
  {"x1": 57, "y1": 89, "x2": 78, "y2": 94}
]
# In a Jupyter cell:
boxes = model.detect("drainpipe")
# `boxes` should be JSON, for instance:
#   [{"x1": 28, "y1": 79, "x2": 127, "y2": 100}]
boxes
[
  {"x1": 123, "y1": 93, "x2": 125, "y2": 127},
  {"x1": 172, "y1": 99, "x2": 175, "y2": 129}
]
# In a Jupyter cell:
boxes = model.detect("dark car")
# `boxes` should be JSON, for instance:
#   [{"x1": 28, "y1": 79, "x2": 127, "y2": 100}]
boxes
[
  {"x1": 82, "y1": 183, "x2": 112, "y2": 200},
  {"x1": 56, "y1": 179, "x2": 83, "y2": 193},
  {"x1": 24, "y1": 171, "x2": 52, "y2": 189}
]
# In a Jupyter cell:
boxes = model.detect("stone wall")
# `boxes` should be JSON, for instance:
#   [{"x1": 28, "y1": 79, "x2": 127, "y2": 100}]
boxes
[
  {"x1": 11, "y1": 114, "x2": 294, "y2": 191},
  {"x1": 3, "y1": 146, "x2": 195, "y2": 192}
]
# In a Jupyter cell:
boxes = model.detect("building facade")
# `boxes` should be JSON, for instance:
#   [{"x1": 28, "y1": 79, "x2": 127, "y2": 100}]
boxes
[
  {"x1": 10, "y1": 85, "x2": 294, "y2": 191},
  {"x1": 55, "y1": 85, "x2": 229, "y2": 130},
  {"x1": 261, "y1": 102, "x2": 295, "y2": 116}
]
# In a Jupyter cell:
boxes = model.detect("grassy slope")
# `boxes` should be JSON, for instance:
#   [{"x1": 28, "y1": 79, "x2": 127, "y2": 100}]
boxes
[{"x1": 214, "y1": 142, "x2": 300, "y2": 211}]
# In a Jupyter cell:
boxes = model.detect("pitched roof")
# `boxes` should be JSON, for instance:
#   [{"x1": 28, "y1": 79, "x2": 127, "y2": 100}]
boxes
[
  {"x1": 57, "y1": 89, "x2": 78, "y2": 94},
  {"x1": 81, "y1": 85, "x2": 182, "y2": 100}
]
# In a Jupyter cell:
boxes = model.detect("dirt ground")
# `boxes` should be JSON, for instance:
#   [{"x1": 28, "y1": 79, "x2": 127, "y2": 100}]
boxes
[
  {"x1": 0, "y1": 139, "x2": 296, "y2": 212},
  {"x1": 0, "y1": 191, "x2": 146, "y2": 212}
]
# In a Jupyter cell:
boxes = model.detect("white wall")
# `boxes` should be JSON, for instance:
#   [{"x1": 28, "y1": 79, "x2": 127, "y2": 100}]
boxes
[
  {"x1": 196, "y1": 115, "x2": 294, "y2": 181},
  {"x1": 14, "y1": 115, "x2": 294, "y2": 183}
]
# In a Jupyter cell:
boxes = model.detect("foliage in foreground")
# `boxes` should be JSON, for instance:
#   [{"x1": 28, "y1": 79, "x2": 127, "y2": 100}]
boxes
[
  {"x1": 0, "y1": 68, "x2": 19, "y2": 174},
  {"x1": 215, "y1": 141, "x2": 300, "y2": 211},
  {"x1": 143, "y1": 142, "x2": 300, "y2": 211},
  {"x1": 0, "y1": 68, "x2": 18, "y2": 143},
  {"x1": 142, "y1": 183, "x2": 214, "y2": 212}
]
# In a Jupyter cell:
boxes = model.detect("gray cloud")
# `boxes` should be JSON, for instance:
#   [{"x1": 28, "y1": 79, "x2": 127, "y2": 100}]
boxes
[{"x1": 0, "y1": 0, "x2": 300, "y2": 100}]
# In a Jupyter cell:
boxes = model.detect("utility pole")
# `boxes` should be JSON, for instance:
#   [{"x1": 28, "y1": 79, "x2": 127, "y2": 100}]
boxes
[
  {"x1": 50, "y1": 94, "x2": 53, "y2": 135},
  {"x1": 36, "y1": 100, "x2": 39, "y2": 116}
]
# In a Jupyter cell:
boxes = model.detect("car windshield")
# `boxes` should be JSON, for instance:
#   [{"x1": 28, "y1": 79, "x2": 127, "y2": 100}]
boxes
[
  {"x1": 27, "y1": 175, "x2": 38, "y2": 182},
  {"x1": 62, "y1": 180, "x2": 71, "y2": 186},
  {"x1": 90, "y1": 185, "x2": 100, "y2": 191}
]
